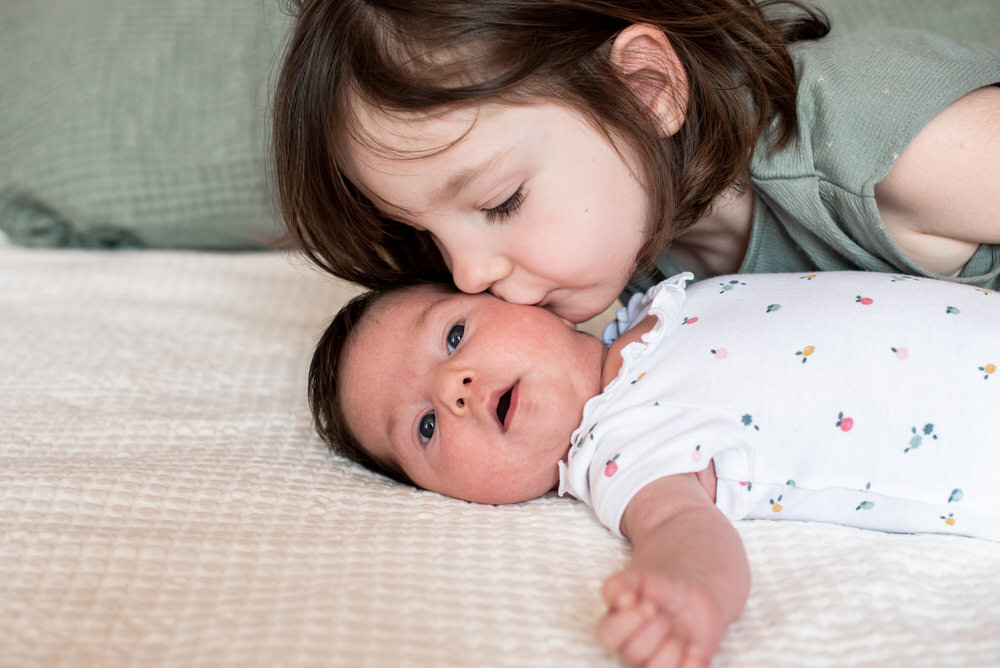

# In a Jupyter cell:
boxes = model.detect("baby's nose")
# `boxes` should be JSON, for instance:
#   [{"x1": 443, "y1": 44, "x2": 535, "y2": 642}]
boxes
[{"x1": 437, "y1": 368, "x2": 475, "y2": 415}]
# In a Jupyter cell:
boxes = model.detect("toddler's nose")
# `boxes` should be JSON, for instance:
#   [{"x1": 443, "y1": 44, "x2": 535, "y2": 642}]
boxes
[{"x1": 451, "y1": 253, "x2": 512, "y2": 295}]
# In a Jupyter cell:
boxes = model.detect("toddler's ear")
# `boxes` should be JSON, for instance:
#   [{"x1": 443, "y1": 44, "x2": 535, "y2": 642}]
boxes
[{"x1": 610, "y1": 23, "x2": 689, "y2": 137}]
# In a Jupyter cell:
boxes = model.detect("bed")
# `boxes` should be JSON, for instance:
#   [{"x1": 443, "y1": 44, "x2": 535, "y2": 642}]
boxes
[{"x1": 2, "y1": 2, "x2": 999, "y2": 667}]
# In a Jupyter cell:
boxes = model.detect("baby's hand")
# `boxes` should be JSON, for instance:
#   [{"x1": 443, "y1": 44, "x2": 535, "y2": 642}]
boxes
[{"x1": 598, "y1": 568, "x2": 727, "y2": 668}]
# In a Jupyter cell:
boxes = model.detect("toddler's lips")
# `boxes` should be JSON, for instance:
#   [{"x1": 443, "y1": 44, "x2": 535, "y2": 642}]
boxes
[{"x1": 495, "y1": 382, "x2": 518, "y2": 432}]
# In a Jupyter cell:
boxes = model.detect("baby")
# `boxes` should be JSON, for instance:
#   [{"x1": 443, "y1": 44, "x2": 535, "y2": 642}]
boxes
[{"x1": 312, "y1": 271, "x2": 1000, "y2": 667}]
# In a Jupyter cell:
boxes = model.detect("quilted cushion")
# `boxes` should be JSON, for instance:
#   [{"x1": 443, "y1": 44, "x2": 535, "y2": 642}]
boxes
[{"x1": 0, "y1": 1, "x2": 290, "y2": 248}]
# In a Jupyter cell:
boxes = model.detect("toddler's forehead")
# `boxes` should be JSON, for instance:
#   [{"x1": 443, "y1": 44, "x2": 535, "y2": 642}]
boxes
[{"x1": 347, "y1": 97, "x2": 484, "y2": 162}]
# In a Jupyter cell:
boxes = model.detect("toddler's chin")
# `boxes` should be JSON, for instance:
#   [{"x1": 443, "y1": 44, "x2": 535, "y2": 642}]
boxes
[{"x1": 552, "y1": 302, "x2": 601, "y2": 326}]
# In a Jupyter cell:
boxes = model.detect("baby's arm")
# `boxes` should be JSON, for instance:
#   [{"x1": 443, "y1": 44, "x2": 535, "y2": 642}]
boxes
[{"x1": 598, "y1": 473, "x2": 749, "y2": 668}]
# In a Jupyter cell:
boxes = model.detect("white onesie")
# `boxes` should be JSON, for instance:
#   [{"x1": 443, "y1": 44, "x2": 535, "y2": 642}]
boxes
[{"x1": 557, "y1": 272, "x2": 1000, "y2": 541}]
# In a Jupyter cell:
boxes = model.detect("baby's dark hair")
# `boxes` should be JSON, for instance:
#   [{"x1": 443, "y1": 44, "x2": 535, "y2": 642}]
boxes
[
  {"x1": 308, "y1": 284, "x2": 425, "y2": 486},
  {"x1": 273, "y1": 0, "x2": 830, "y2": 289}
]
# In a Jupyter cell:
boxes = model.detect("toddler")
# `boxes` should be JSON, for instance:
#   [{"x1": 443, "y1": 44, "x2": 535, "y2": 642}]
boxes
[
  {"x1": 274, "y1": 0, "x2": 1000, "y2": 324},
  {"x1": 311, "y1": 270, "x2": 1000, "y2": 667}
]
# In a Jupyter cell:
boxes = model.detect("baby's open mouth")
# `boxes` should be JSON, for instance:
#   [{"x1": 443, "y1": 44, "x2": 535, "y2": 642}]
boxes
[{"x1": 496, "y1": 384, "x2": 515, "y2": 430}]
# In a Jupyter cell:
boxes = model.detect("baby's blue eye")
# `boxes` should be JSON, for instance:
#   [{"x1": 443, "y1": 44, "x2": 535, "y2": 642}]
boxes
[
  {"x1": 419, "y1": 412, "x2": 436, "y2": 443},
  {"x1": 446, "y1": 324, "x2": 464, "y2": 353}
]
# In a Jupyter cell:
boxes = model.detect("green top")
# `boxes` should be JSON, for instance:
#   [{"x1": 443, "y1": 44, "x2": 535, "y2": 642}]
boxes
[{"x1": 651, "y1": 29, "x2": 1000, "y2": 290}]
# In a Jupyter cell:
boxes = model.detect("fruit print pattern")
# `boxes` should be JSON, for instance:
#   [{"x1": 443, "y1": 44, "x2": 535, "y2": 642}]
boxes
[
  {"x1": 574, "y1": 424, "x2": 596, "y2": 450},
  {"x1": 836, "y1": 412, "x2": 854, "y2": 432},
  {"x1": 904, "y1": 424, "x2": 938, "y2": 453},
  {"x1": 560, "y1": 270, "x2": 1000, "y2": 544},
  {"x1": 855, "y1": 483, "x2": 873, "y2": 511},
  {"x1": 719, "y1": 279, "x2": 747, "y2": 294}
]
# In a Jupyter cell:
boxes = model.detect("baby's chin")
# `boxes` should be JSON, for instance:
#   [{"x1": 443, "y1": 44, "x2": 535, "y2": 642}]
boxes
[{"x1": 438, "y1": 477, "x2": 559, "y2": 507}]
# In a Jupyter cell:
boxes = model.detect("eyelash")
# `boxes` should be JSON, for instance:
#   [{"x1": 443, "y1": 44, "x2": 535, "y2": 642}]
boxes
[{"x1": 484, "y1": 187, "x2": 524, "y2": 224}]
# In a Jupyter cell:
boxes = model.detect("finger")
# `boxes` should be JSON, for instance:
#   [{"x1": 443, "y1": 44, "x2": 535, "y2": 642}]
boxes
[
  {"x1": 645, "y1": 634, "x2": 686, "y2": 668},
  {"x1": 680, "y1": 646, "x2": 712, "y2": 668},
  {"x1": 618, "y1": 604, "x2": 671, "y2": 666},
  {"x1": 631, "y1": 571, "x2": 687, "y2": 615},
  {"x1": 603, "y1": 570, "x2": 641, "y2": 609},
  {"x1": 597, "y1": 600, "x2": 656, "y2": 649}
]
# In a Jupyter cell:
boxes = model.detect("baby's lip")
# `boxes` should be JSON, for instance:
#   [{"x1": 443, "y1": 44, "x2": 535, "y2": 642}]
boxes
[{"x1": 494, "y1": 381, "x2": 518, "y2": 432}]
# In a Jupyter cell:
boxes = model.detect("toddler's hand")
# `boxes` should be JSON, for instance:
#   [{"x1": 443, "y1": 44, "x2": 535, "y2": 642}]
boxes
[{"x1": 598, "y1": 568, "x2": 726, "y2": 668}]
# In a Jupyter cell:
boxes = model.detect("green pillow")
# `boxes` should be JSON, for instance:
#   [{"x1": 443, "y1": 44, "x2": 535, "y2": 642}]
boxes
[
  {"x1": 0, "y1": 1, "x2": 290, "y2": 249},
  {"x1": 819, "y1": 0, "x2": 999, "y2": 51},
  {"x1": 1, "y1": 1, "x2": 994, "y2": 249}
]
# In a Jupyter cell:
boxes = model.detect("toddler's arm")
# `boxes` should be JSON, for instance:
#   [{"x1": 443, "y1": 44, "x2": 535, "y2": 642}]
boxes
[
  {"x1": 597, "y1": 473, "x2": 749, "y2": 668},
  {"x1": 874, "y1": 85, "x2": 1000, "y2": 276}
]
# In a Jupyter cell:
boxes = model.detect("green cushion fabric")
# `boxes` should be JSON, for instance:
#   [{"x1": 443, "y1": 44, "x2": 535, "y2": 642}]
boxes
[
  {"x1": 820, "y1": 0, "x2": 999, "y2": 51},
  {"x1": 0, "y1": 1, "x2": 994, "y2": 249},
  {"x1": 0, "y1": 2, "x2": 290, "y2": 249}
]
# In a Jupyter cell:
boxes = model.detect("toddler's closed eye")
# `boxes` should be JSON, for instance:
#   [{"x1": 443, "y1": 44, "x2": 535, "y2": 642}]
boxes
[{"x1": 484, "y1": 187, "x2": 525, "y2": 223}]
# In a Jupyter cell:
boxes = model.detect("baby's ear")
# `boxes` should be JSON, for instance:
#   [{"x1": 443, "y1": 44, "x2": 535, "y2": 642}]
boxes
[{"x1": 610, "y1": 23, "x2": 689, "y2": 137}]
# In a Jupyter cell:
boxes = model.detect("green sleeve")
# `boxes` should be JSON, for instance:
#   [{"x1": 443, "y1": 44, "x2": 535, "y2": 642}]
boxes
[{"x1": 650, "y1": 29, "x2": 1000, "y2": 293}]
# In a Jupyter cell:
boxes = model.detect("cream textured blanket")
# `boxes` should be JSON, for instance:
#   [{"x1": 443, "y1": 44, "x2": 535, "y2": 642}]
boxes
[{"x1": 2, "y1": 247, "x2": 999, "y2": 667}]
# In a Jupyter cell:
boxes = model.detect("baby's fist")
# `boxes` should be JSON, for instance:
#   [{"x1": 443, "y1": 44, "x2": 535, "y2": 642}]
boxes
[{"x1": 598, "y1": 569, "x2": 722, "y2": 668}]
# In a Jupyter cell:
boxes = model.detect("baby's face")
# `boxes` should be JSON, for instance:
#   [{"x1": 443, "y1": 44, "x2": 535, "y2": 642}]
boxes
[{"x1": 340, "y1": 285, "x2": 605, "y2": 504}]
